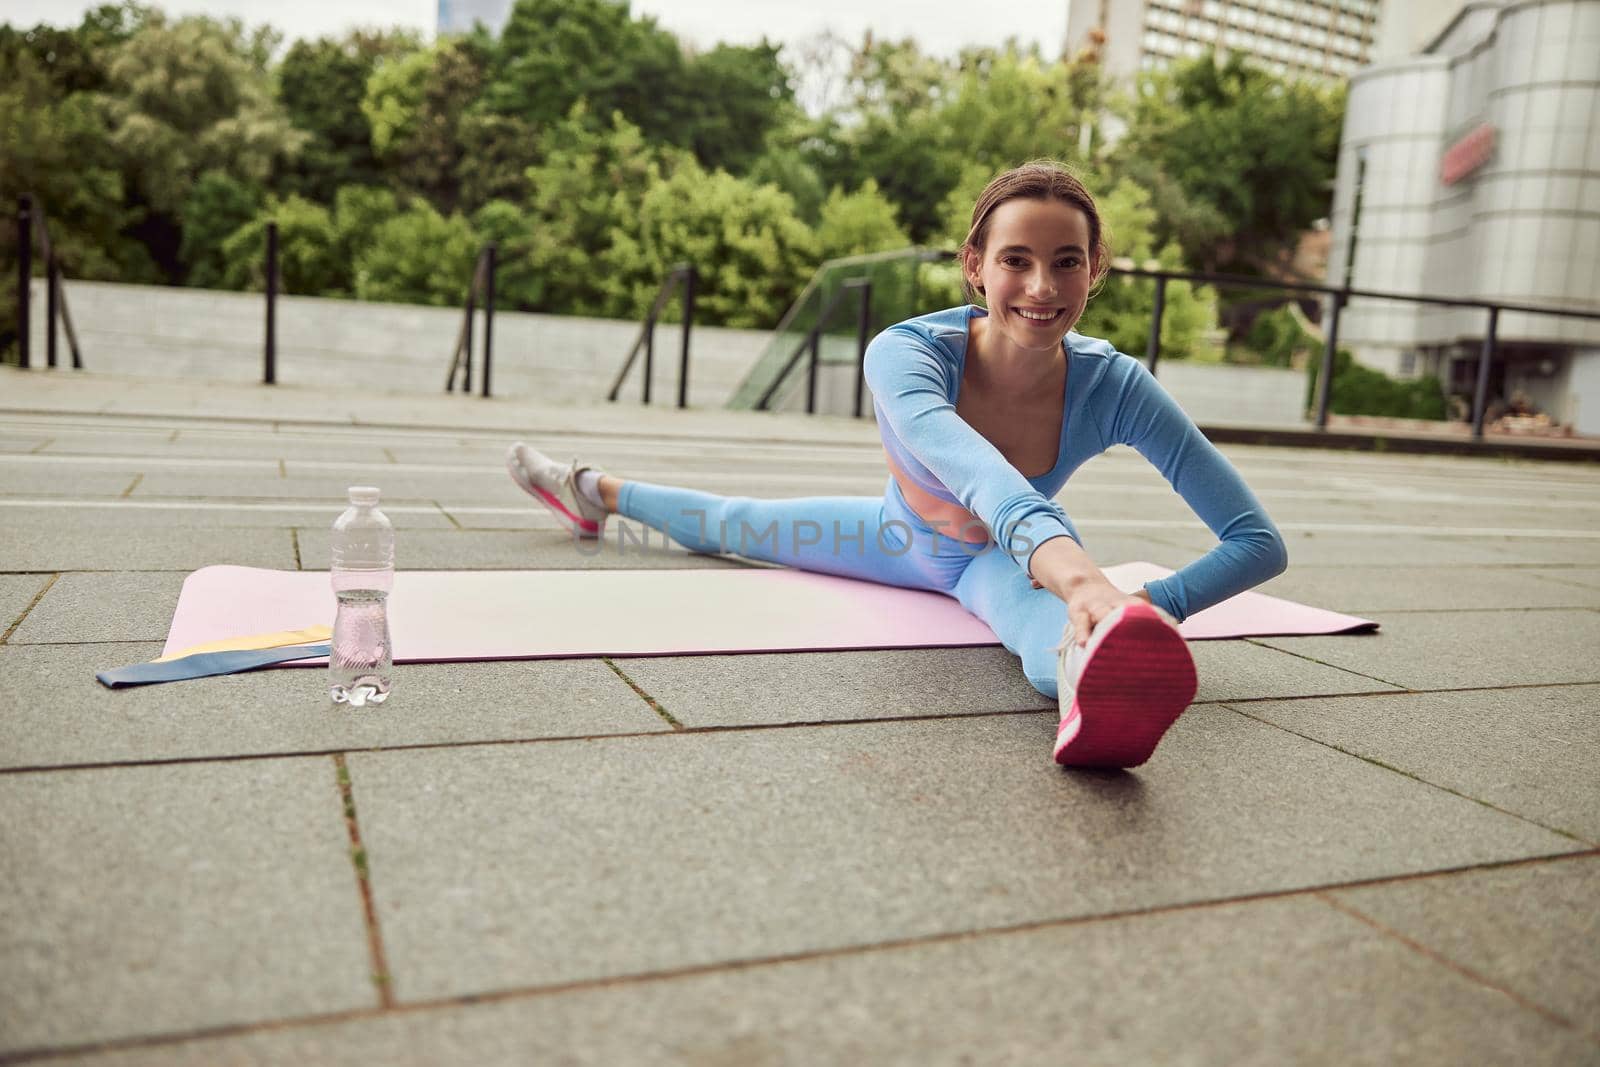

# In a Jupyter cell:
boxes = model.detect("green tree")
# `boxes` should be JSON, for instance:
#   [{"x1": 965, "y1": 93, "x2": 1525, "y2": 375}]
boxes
[
  {"x1": 179, "y1": 170, "x2": 261, "y2": 288},
  {"x1": 354, "y1": 200, "x2": 478, "y2": 305},
  {"x1": 816, "y1": 179, "x2": 910, "y2": 260},
  {"x1": 93, "y1": 12, "x2": 305, "y2": 280},
  {"x1": 361, "y1": 36, "x2": 489, "y2": 212},
  {"x1": 602, "y1": 161, "x2": 820, "y2": 328},
  {"x1": 513, "y1": 106, "x2": 684, "y2": 315},
  {"x1": 1114, "y1": 52, "x2": 1344, "y2": 273},
  {"x1": 330, "y1": 184, "x2": 400, "y2": 266},
  {"x1": 0, "y1": 49, "x2": 146, "y2": 283},
  {"x1": 276, "y1": 31, "x2": 416, "y2": 203},
  {"x1": 100, "y1": 13, "x2": 304, "y2": 217},
  {"x1": 485, "y1": 0, "x2": 688, "y2": 143},
  {"x1": 220, "y1": 195, "x2": 345, "y2": 295},
  {"x1": 680, "y1": 42, "x2": 797, "y2": 173}
]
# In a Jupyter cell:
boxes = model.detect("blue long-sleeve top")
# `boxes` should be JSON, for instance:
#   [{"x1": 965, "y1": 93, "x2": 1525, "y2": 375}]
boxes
[{"x1": 863, "y1": 305, "x2": 1288, "y2": 621}]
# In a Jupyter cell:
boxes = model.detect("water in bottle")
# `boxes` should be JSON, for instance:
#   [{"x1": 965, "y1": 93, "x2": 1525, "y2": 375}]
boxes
[{"x1": 330, "y1": 486, "x2": 394, "y2": 707}]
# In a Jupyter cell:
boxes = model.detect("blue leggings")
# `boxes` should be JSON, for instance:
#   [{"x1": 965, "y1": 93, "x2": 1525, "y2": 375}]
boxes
[{"x1": 617, "y1": 477, "x2": 1071, "y2": 699}]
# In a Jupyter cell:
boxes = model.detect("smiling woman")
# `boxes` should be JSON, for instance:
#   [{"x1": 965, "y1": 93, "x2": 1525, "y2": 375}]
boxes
[{"x1": 505, "y1": 160, "x2": 1288, "y2": 772}]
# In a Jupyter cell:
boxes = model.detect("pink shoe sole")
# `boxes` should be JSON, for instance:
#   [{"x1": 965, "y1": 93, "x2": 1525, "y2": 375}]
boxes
[
  {"x1": 506, "y1": 449, "x2": 602, "y2": 538},
  {"x1": 1053, "y1": 603, "x2": 1198, "y2": 769}
]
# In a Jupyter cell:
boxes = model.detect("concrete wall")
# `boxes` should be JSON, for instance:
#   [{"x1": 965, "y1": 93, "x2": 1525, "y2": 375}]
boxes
[{"x1": 24, "y1": 280, "x2": 769, "y2": 409}]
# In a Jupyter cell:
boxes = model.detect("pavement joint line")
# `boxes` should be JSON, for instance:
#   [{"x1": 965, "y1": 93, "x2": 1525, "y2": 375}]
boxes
[
  {"x1": 438, "y1": 502, "x2": 465, "y2": 531},
  {"x1": 1220, "y1": 703, "x2": 1599, "y2": 848},
  {"x1": 1199, "y1": 678, "x2": 1600, "y2": 707},
  {"x1": 333, "y1": 754, "x2": 396, "y2": 1010},
  {"x1": 1313, "y1": 890, "x2": 1598, "y2": 1044},
  {"x1": 3, "y1": 848, "x2": 1595, "y2": 1067},
  {"x1": 0, "y1": 573, "x2": 58, "y2": 645},
  {"x1": 1241, "y1": 639, "x2": 1405, "y2": 688},
  {"x1": 602, "y1": 658, "x2": 684, "y2": 730}
]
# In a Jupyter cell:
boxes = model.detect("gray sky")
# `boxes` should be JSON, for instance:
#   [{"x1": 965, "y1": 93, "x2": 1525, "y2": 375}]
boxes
[{"x1": 4, "y1": 0, "x2": 1071, "y2": 58}]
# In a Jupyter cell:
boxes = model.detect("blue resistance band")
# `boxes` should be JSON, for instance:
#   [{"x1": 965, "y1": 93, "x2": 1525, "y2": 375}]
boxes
[{"x1": 96, "y1": 643, "x2": 332, "y2": 689}]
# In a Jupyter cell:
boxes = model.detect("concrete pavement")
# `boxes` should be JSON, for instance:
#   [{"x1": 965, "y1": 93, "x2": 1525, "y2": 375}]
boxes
[{"x1": 1, "y1": 366, "x2": 1597, "y2": 1065}]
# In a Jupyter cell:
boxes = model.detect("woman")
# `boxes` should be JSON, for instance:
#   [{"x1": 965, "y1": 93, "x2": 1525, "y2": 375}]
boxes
[{"x1": 507, "y1": 160, "x2": 1288, "y2": 769}]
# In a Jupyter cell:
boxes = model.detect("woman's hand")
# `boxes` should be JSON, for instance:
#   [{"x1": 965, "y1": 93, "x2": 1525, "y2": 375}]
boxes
[{"x1": 1027, "y1": 536, "x2": 1151, "y2": 645}]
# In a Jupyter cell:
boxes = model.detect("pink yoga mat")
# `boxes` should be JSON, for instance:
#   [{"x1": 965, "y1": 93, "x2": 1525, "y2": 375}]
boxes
[{"x1": 163, "y1": 564, "x2": 1375, "y2": 665}]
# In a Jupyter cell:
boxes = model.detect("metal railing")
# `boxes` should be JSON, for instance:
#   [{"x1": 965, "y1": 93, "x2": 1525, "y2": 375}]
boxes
[
  {"x1": 12, "y1": 195, "x2": 85, "y2": 371},
  {"x1": 608, "y1": 264, "x2": 697, "y2": 407},
  {"x1": 755, "y1": 277, "x2": 874, "y2": 416},
  {"x1": 1125, "y1": 265, "x2": 1600, "y2": 440},
  {"x1": 444, "y1": 243, "x2": 498, "y2": 397},
  {"x1": 263, "y1": 221, "x2": 279, "y2": 384}
]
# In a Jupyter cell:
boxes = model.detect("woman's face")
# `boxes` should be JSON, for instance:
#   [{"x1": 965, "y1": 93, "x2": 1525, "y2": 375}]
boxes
[{"x1": 964, "y1": 197, "x2": 1095, "y2": 356}]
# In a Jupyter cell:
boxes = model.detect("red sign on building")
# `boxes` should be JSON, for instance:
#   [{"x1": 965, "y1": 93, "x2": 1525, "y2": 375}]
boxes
[{"x1": 1440, "y1": 123, "x2": 1496, "y2": 185}]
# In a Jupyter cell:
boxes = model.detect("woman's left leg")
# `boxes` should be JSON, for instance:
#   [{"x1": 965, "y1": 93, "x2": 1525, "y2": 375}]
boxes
[{"x1": 951, "y1": 544, "x2": 1068, "y2": 699}]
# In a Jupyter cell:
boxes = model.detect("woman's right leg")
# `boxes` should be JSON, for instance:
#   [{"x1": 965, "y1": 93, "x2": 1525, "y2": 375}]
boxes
[{"x1": 614, "y1": 478, "x2": 959, "y2": 592}]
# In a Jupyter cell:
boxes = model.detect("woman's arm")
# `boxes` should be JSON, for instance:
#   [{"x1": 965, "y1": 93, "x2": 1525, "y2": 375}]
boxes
[{"x1": 1102, "y1": 358, "x2": 1289, "y2": 620}]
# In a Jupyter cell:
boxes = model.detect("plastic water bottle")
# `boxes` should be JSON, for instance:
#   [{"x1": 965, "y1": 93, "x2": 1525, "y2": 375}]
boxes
[{"x1": 329, "y1": 486, "x2": 394, "y2": 707}]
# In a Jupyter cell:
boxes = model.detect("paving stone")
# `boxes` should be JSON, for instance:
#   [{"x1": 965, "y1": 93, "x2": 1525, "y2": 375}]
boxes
[
  {"x1": 347, "y1": 710, "x2": 1577, "y2": 1001},
  {"x1": 1193, "y1": 640, "x2": 1399, "y2": 702},
  {"x1": 131, "y1": 472, "x2": 423, "y2": 501},
  {"x1": 0, "y1": 758, "x2": 374, "y2": 1054},
  {"x1": 0, "y1": 574, "x2": 50, "y2": 635},
  {"x1": 615, "y1": 647, "x2": 1053, "y2": 727},
  {"x1": 44, "y1": 894, "x2": 1597, "y2": 1066},
  {"x1": 0, "y1": 501, "x2": 455, "y2": 531},
  {"x1": 1529, "y1": 566, "x2": 1600, "y2": 593},
  {"x1": 0, "y1": 432, "x2": 52, "y2": 452},
  {"x1": 0, "y1": 643, "x2": 664, "y2": 769},
  {"x1": 0, "y1": 465, "x2": 144, "y2": 496},
  {"x1": 1253, "y1": 609, "x2": 1600, "y2": 690},
  {"x1": 9, "y1": 572, "x2": 185, "y2": 644},
  {"x1": 1270, "y1": 530, "x2": 1512, "y2": 566},
  {"x1": 1329, "y1": 855, "x2": 1600, "y2": 1038},
  {"x1": 0, "y1": 524, "x2": 296, "y2": 570},
  {"x1": 1235, "y1": 685, "x2": 1600, "y2": 841},
  {"x1": 1478, "y1": 538, "x2": 1600, "y2": 566},
  {"x1": 1256, "y1": 563, "x2": 1600, "y2": 613}
]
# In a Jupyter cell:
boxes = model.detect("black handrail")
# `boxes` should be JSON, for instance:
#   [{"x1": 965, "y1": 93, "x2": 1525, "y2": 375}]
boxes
[
  {"x1": 263, "y1": 221, "x2": 278, "y2": 385},
  {"x1": 12, "y1": 195, "x2": 85, "y2": 371},
  {"x1": 445, "y1": 243, "x2": 498, "y2": 398},
  {"x1": 608, "y1": 264, "x2": 697, "y2": 407},
  {"x1": 756, "y1": 277, "x2": 873, "y2": 415},
  {"x1": 1116, "y1": 263, "x2": 1600, "y2": 441}
]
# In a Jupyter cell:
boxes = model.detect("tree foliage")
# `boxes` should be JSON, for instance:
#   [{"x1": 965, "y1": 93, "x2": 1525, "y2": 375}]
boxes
[
  {"x1": 816, "y1": 180, "x2": 910, "y2": 261},
  {"x1": 1114, "y1": 52, "x2": 1343, "y2": 273},
  {"x1": 603, "y1": 161, "x2": 820, "y2": 328}
]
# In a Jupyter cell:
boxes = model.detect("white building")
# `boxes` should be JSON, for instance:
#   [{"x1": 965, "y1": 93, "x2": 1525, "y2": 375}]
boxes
[
  {"x1": 1327, "y1": 0, "x2": 1600, "y2": 433},
  {"x1": 437, "y1": 0, "x2": 513, "y2": 37},
  {"x1": 1064, "y1": 0, "x2": 1382, "y2": 85}
]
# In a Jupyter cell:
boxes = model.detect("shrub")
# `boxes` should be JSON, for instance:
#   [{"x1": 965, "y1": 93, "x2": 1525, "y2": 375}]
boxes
[{"x1": 1306, "y1": 349, "x2": 1447, "y2": 421}]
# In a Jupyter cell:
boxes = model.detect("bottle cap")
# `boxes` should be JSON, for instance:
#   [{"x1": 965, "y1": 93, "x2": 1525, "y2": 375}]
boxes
[{"x1": 347, "y1": 486, "x2": 381, "y2": 505}]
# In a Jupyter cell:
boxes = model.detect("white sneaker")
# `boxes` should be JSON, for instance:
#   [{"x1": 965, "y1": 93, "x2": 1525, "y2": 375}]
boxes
[
  {"x1": 506, "y1": 442, "x2": 607, "y2": 539},
  {"x1": 1052, "y1": 602, "x2": 1197, "y2": 768}
]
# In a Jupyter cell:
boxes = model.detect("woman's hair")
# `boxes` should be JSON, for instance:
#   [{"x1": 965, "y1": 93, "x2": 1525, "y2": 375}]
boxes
[{"x1": 960, "y1": 160, "x2": 1111, "y2": 303}]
